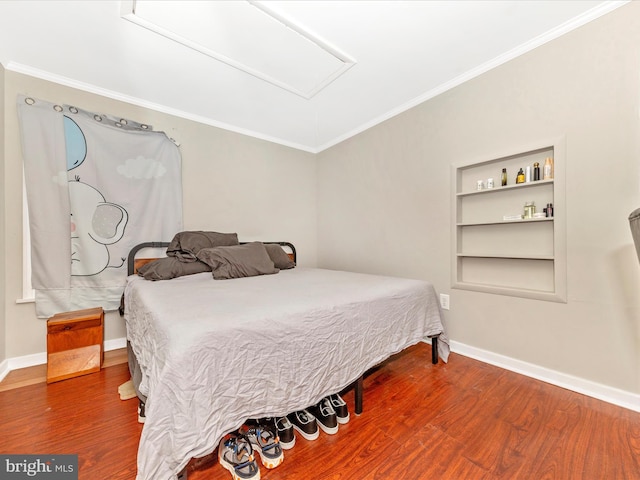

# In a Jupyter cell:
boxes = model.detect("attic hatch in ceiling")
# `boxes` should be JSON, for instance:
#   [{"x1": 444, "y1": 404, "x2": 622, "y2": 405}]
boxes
[{"x1": 121, "y1": 0, "x2": 356, "y2": 99}]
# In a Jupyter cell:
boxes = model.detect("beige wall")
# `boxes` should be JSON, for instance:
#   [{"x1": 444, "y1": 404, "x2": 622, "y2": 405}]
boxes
[
  {"x1": 2, "y1": 72, "x2": 316, "y2": 359},
  {"x1": 317, "y1": 3, "x2": 640, "y2": 393},
  {"x1": 0, "y1": 62, "x2": 5, "y2": 363}
]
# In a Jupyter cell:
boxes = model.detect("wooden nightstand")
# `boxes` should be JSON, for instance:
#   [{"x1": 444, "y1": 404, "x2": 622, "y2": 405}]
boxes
[{"x1": 46, "y1": 307, "x2": 104, "y2": 384}]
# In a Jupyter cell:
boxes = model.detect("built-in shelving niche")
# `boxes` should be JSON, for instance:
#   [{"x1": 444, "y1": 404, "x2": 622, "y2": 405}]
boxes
[{"x1": 451, "y1": 137, "x2": 566, "y2": 302}]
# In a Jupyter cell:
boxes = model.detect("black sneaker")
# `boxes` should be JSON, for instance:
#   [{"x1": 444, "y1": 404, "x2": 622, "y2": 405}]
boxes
[
  {"x1": 257, "y1": 417, "x2": 295, "y2": 450},
  {"x1": 137, "y1": 400, "x2": 146, "y2": 424},
  {"x1": 328, "y1": 393, "x2": 350, "y2": 424},
  {"x1": 273, "y1": 417, "x2": 295, "y2": 450},
  {"x1": 286, "y1": 410, "x2": 319, "y2": 441},
  {"x1": 308, "y1": 397, "x2": 338, "y2": 435}
]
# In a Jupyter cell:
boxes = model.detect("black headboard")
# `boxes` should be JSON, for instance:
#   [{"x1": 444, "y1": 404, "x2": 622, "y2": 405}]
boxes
[{"x1": 127, "y1": 242, "x2": 170, "y2": 276}]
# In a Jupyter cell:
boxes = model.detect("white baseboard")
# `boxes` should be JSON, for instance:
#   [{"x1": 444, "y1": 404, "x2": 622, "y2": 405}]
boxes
[
  {"x1": 104, "y1": 336, "x2": 128, "y2": 352},
  {"x1": 0, "y1": 337, "x2": 128, "y2": 383},
  {"x1": 0, "y1": 359, "x2": 9, "y2": 383},
  {"x1": 450, "y1": 340, "x2": 640, "y2": 413}
]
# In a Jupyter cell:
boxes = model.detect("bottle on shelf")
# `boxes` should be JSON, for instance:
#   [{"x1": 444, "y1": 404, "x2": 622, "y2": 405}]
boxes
[
  {"x1": 524, "y1": 201, "x2": 535, "y2": 219},
  {"x1": 501, "y1": 168, "x2": 508, "y2": 186},
  {"x1": 546, "y1": 203, "x2": 554, "y2": 217},
  {"x1": 516, "y1": 168, "x2": 525, "y2": 184},
  {"x1": 533, "y1": 162, "x2": 540, "y2": 181},
  {"x1": 543, "y1": 157, "x2": 553, "y2": 180}
]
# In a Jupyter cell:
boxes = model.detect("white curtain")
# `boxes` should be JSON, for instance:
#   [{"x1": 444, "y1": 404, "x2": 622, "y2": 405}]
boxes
[{"x1": 18, "y1": 95, "x2": 183, "y2": 318}]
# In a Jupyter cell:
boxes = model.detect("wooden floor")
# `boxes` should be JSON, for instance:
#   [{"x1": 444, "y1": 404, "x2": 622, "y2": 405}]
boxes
[{"x1": 1, "y1": 343, "x2": 639, "y2": 479}]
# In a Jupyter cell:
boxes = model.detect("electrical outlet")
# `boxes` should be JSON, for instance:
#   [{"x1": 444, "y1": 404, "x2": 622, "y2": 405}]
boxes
[{"x1": 440, "y1": 293, "x2": 450, "y2": 310}]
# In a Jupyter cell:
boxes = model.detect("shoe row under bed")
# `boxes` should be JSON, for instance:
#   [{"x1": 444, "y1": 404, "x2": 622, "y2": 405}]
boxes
[{"x1": 218, "y1": 393, "x2": 350, "y2": 479}]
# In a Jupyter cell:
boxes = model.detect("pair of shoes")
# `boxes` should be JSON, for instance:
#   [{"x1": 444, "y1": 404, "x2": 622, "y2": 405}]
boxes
[
  {"x1": 308, "y1": 397, "x2": 338, "y2": 435},
  {"x1": 239, "y1": 420, "x2": 284, "y2": 469},
  {"x1": 218, "y1": 433, "x2": 260, "y2": 480},
  {"x1": 287, "y1": 410, "x2": 319, "y2": 440},
  {"x1": 287, "y1": 393, "x2": 351, "y2": 439},
  {"x1": 257, "y1": 417, "x2": 295, "y2": 450},
  {"x1": 306, "y1": 393, "x2": 350, "y2": 433}
]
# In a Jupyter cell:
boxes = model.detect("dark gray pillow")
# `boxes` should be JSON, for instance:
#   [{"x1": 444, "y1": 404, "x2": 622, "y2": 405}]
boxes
[
  {"x1": 264, "y1": 243, "x2": 296, "y2": 269},
  {"x1": 166, "y1": 231, "x2": 239, "y2": 262},
  {"x1": 196, "y1": 242, "x2": 279, "y2": 280},
  {"x1": 137, "y1": 257, "x2": 211, "y2": 281}
]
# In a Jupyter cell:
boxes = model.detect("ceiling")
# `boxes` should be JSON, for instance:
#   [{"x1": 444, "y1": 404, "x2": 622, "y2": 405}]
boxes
[{"x1": 0, "y1": 1, "x2": 626, "y2": 153}]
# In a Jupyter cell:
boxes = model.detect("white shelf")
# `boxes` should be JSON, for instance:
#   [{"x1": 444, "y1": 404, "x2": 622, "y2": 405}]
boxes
[
  {"x1": 452, "y1": 281, "x2": 563, "y2": 303},
  {"x1": 457, "y1": 179, "x2": 554, "y2": 197},
  {"x1": 457, "y1": 217, "x2": 553, "y2": 227},
  {"x1": 457, "y1": 253, "x2": 555, "y2": 260}
]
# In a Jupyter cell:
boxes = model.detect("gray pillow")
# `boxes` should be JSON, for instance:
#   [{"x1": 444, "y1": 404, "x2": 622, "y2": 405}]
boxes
[
  {"x1": 264, "y1": 243, "x2": 296, "y2": 269},
  {"x1": 197, "y1": 242, "x2": 279, "y2": 280},
  {"x1": 137, "y1": 257, "x2": 211, "y2": 281},
  {"x1": 166, "y1": 231, "x2": 239, "y2": 262}
]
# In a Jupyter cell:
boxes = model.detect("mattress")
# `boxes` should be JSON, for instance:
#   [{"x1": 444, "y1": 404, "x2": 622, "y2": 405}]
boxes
[{"x1": 124, "y1": 267, "x2": 449, "y2": 480}]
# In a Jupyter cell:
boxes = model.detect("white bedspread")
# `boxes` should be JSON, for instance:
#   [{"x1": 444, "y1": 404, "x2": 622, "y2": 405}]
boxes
[{"x1": 125, "y1": 267, "x2": 449, "y2": 480}]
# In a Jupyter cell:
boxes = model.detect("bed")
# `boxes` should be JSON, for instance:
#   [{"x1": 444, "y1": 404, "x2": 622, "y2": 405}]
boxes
[{"x1": 123, "y1": 235, "x2": 449, "y2": 480}]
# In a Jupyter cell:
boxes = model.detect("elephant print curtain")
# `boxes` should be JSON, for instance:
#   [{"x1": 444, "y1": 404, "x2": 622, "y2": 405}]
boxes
[{"x1": 17, "y1": 95, "x2": 183, "y2": 318}]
